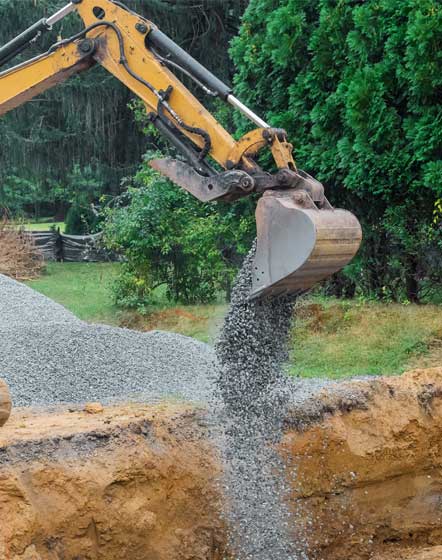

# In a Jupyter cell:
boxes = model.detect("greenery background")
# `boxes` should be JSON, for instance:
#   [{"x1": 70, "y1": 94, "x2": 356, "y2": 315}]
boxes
[
  {"x1": 230, "y1": 0, "x2": 442, "y2": 303},
  {"x1": 0, "y1": 0, "x2": 246, "y2": 227}
]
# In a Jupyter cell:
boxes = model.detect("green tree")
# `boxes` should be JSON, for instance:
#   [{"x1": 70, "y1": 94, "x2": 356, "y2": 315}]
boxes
[
  {"x1": 64, "y1": 164, "x2": 103, "y2": 234},
  {"x1": 231, "y1": 0, "x2": 442, "y2": 302},
  {"x1": 0, "y1": 174, "x2": 41, "y2": 217}
]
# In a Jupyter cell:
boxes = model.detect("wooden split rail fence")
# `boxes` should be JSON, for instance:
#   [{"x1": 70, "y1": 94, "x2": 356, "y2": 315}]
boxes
[{"x1": 29, "y1": 230, "x2": 114, "y2": 262}]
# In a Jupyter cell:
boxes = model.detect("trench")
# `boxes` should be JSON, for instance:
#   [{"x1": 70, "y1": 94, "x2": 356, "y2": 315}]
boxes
[{"x1": 1, "y1": 368, "x2": 442, "y2": 560}]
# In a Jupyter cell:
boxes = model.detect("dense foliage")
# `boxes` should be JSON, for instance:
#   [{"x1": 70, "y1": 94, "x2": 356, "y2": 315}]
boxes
[
  {"x1": 3, "y1": 0, "x2": 442, "y2": 304},
  {"x1": 103, "y1": 158, "x2": 255, "y2": 306},
  {"x1": 231, "y1": 0, "x2": 442, "y2": 302}
]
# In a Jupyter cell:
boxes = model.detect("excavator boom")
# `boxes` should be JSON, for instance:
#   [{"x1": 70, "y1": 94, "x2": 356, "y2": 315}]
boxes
[{"x1": 0, "y1": 0, "x2": 362, "y2": 299}]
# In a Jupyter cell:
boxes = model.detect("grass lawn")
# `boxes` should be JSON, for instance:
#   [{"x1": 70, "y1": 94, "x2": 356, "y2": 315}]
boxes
[
  {"x1": 25, "y1": 221, "x2": 65, "y2": 232},
  {"x1": 12, "y1": 220, "x2": 65, "y2": 232},
  {"x1": 290, "y1": 297, "x2": 442, "y2": 378},
  {"x1": 25, "y1": 262, "x2": 120, "y2": 325},
  {"x1": 25, "y1": 262, "x2": 226, "y2": 340},
  {"x1": 25, "y1": 262, "x2": 442, "y2": 378},
  {"x1": 120, "y1": 305, "x2": 227, "y2": 344}
]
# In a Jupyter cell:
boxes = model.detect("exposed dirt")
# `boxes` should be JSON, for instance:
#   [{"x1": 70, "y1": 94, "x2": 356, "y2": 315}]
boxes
[
  {"x1": 284, "y1": 368, "x2": 442, "y2": 559},
  {"x1": 2, "y1": 369, "x2": 442, "y2": 559},
  {"x1": 0, "y1": 404, "x2": 225, "y2": 560},
  {"x1": 374, "y1": 547, "x2": 442, "y2": 559}
]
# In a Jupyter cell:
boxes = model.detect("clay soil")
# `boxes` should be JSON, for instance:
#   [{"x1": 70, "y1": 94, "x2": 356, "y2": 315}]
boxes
[
  {"x1": 2, "y1": 369, "x2": 442, "y2": 560},
  {"x1": 0, "y1": 404, "x2": 225, "y2": 560}
]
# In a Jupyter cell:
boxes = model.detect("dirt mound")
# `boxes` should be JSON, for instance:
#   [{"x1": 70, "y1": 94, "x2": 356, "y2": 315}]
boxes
[
  {"x1": 0, "y1": 219, "x2": 42, "y2": 280},
  {"x1": 0, "y1": 404, "x2": 225, "y2": 560},
  {"x1": 2, "y1": 368, "x2": 442, "y2": 559},
  {"x1": 374, "y1": 547, "x2": 442, "y2": 559}
]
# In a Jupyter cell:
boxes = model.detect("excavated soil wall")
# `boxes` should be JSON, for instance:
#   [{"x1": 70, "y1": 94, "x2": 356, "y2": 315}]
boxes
[
  {"x1": 0, "y1": 405, "x2": 225, "y2": 560},
  {"x1": 2, "y1": 369, "x2": 442, "y2": 560},
  {"x1": 283, "y1": 368, "x2": 442, "y2": 559}
]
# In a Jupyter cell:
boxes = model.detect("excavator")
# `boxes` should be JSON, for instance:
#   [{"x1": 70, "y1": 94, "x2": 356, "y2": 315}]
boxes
[
  {"x1": 0, "y1": 0, "x2": 362, "y2": 298},
  {"x1": 0, "y1": 0, "x2": 362, "y2": 425}
]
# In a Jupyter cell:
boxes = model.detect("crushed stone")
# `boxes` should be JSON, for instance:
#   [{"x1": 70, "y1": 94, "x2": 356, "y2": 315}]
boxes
[
  {"x1": 0, "y1": 274, "x2": 215, "y2": 407},
  {"x1": 215, "y1": 245, "x2": 307, "y2": 560},
  {"x1": 0, "y1": 273, "x2": 79, "y2": 328},
  {"x1": 0, "y1": 267, "x2": 373, "y2": 559}
]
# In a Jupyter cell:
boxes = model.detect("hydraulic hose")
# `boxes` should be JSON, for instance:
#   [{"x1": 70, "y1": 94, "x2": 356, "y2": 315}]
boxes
[{"x1": 0, "y1": 18, "x2": 51, "y2": 68}]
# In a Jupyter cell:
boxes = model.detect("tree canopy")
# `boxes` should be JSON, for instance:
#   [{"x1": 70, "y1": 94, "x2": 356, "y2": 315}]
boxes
[
  {"x1": 231, "y1": 0, "x2": 442, "y2": 301},
  {"x1": 1, "y1": 0, "x2": 441, "y2": 303}
]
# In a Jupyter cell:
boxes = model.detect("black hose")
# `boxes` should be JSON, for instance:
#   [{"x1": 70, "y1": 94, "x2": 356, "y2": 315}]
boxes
[
  {"x1": 0, "y1": 18, "x2": 50, "y2": 68},
  {"x1": 48, "y1": 20, "x2": 212, "y2": 160},
  {"x1": 151, "y1": 46, "x2": 217, "y2": 97},
  {"x1": 147, "y1": 28, "x2": 232, "y2": 100}
]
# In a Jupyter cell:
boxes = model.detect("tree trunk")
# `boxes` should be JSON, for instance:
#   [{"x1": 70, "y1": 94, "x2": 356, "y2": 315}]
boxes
[{"x1": 406, "y1": 255, "x2": 420, "y2": 303}]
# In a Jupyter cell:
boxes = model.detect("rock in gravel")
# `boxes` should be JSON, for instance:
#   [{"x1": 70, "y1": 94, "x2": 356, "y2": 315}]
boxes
[
  {"x1": 0, "y1": 274, "x2": 215, "y2": 407},
  {"x1": 0, "y1": 379, "x2": 11, "y2": 427},
  {"x1": 84, "y1": 402, "x2": 104, "y2": 414}
]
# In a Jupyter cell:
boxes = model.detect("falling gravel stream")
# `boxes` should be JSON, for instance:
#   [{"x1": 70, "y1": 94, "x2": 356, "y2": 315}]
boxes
[{"x1": 215, "y1": 245, "x2": 306, "y2": 560}]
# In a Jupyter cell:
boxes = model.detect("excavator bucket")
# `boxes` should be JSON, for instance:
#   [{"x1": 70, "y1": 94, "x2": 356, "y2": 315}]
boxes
[{"x1": 250, "y1": 190, "x2": 362, "y2": 299}]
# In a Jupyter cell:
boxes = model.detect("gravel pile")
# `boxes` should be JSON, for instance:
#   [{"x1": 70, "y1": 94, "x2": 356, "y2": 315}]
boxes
[
  {"x1": 0, "y1": 274, "x2": 79, "y2": 328},
  {"x1": 0, "y1": 274, "x2": 215, "y2": 407},
  {"x1": 0, "y1": 268, "x2": 364, "y2": 560}
]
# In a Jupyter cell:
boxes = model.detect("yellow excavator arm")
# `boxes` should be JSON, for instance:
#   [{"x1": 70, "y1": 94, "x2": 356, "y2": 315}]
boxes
[{"x1": 0, "y1": 0, "x2": 362, "y2": 298}]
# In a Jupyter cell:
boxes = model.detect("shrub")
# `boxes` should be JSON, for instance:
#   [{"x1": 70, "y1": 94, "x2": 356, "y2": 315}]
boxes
[
  {"x1": 231, "y1": 0, "x2": 442, "y2": 302},
  {"x1": 103, "y1": 161, "x2": 255, "y2": 307}
]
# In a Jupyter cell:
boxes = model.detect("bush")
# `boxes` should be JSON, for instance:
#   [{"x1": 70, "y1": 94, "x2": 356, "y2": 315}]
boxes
[
  {"x1": 102, "y1": 161, "x2": 255, "y2": 307},
  {"x1": 64, "y1": 164, "x2": 102, "y2": 235},
  {"x1": 65, "y1": 204, "x2": 98, "y2": 235}
]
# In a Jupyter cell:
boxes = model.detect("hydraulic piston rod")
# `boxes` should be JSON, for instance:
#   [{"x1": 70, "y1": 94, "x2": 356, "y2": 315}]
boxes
[
  {"x1": 46, "y1": 3, "x2": 76, "y2": 26},
  {"x1": 227, "y1": 95, "x2": 270, "y2": 129},
  {"x1": 0, "y1": 19, "x2": 51, "y2": 67},
  {"x1": 0, "y1": 3, "x2": 74, "y2": 68},
  {"x1": 146, "y1": 27, "x2": 270, "y2": 129}
]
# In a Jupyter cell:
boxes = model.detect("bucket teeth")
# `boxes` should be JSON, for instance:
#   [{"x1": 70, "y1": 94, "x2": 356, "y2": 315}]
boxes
[{"x1": 251, "y1": 190, "x2": 362, "y2": 299}]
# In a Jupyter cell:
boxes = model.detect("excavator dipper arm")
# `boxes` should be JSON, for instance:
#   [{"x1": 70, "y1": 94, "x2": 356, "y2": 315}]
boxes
[{"x1": 0, "y1": 0, "x2": 362, "y2": 298}]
